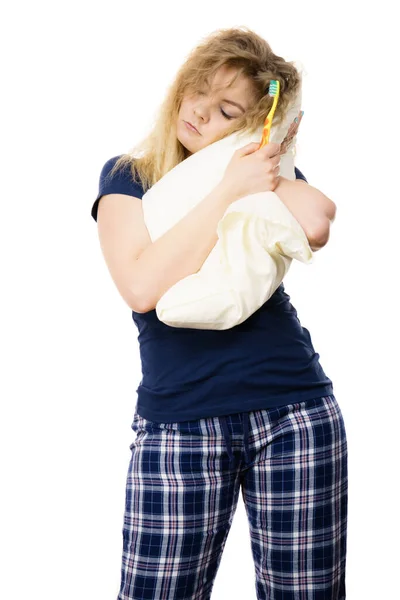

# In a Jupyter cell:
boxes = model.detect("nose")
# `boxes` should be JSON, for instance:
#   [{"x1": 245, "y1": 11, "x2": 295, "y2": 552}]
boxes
[{"x1": 193, "y1": 100, "x2": 209, "y2": 123}]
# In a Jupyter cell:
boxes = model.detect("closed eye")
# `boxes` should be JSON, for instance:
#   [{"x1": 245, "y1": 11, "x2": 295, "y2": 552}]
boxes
[
  {"x1": 195, "y1": 91, "x2": 236, "y2": 120},
  {"x1": 220, "y1": 109, "x2": 235, "y2": 120}
]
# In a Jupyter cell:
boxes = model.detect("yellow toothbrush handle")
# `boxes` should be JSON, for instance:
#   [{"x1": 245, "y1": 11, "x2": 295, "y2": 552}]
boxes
[
  {"x1": 260, "y1": 117, "x2": 272, "y2": 148},
  {"x1": 259, "y1": 88, "x2": 280, "y2": 149}
]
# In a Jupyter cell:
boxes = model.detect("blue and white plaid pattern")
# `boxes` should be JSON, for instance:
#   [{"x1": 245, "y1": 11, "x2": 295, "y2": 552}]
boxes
[{"x1": 118, "y1": 395, "x2": 347, "y2": 599}]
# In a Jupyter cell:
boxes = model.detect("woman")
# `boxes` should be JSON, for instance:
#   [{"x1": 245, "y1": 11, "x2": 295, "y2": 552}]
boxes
[{"x1": 91, "y1": 26, "x2": 347, "y2": 600}]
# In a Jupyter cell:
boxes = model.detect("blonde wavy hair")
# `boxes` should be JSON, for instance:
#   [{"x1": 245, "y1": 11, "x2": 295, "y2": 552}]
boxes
[{"x1": 108, "y1": 26, "x2": 301, "y2": 193}]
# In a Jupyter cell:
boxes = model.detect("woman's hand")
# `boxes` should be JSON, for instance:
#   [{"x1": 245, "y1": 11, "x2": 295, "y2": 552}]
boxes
[{"x1": 221, "y1": 141, "x2": 281, "y2": 199}]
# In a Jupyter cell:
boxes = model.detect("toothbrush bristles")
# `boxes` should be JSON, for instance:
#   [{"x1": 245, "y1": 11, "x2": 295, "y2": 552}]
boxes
[{"x1": 269, "y1": 80, "x2": 278, "y2": 96}]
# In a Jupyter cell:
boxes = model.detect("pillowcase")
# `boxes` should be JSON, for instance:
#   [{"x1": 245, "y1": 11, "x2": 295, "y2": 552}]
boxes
[{"x1": 142, "y1": 77, "x2": 313, "y2": 329}]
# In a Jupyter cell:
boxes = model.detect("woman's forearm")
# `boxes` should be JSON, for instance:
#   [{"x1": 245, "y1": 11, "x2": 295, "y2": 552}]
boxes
[
  {"x1": 132, "y1": 181, "x2": 240, "y2": 312},
  {"x1": 274, "y1": 177, "x2": 336, "y2": 249},
  {"x1": 133, "y1": 177, "x2": 335, "y2": 312}
]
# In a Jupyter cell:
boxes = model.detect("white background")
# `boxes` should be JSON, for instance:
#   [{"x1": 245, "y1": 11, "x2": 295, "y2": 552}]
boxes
[{"x1": 1, "y1": 1, "x2": 399, "y2": 598}]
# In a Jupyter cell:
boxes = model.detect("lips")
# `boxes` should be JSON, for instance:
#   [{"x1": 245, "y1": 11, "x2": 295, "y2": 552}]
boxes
[{"x1": 185, "y1": 121, "x2": 200, "y2": 134}]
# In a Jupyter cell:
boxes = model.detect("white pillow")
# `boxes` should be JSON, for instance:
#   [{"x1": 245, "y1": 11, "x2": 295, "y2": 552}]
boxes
[{"x1": 142, "y1": 78, "x2": 313, "y2": 330}]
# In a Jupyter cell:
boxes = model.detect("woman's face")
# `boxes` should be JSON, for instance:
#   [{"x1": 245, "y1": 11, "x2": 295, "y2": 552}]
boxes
[{"x1": 177, "y1": 65, "x2": 257, "y2": 155}]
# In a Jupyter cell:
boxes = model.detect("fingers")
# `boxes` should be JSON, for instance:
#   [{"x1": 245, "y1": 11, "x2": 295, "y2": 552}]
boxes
[
  {"x1": 258, "y1": 142, "x2": 281, "y2": 158},
  {"x1": 236, "y1": 141, "x2": 281, "y2": 175},
  {"x1": 237, "y1": 142, "x2": 260, "y2": 157},
  {"x1": 237, "y1": 141, "x2": 281, "y2": 158},
  {"x1": 266, "y1": 153, "x2": 281, "y2": 173}
]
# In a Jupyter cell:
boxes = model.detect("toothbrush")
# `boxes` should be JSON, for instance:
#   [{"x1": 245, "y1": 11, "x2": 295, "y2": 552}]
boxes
[{"x1": 259, "y1": 79, "x2": 280, "y2": 149}]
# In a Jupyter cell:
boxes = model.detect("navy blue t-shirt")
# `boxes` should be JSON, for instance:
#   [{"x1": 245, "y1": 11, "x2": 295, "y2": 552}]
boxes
[{"x1": 92, "y1": 155, "x2": 333, "y2": 422}]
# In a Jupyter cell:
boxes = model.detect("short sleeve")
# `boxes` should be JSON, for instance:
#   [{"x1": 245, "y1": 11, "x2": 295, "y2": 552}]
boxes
[
  {"x1": 294, "y1": 166, "x2": 308, "y2": 183},
  {"x1": 91, "y1": 155, "x2": 145, "y2": 222}
]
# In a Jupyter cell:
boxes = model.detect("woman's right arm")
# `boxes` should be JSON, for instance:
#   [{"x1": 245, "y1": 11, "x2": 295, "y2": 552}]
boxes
[
  {"x1": 96, "y1": 141, "x2": 280, "y2": 313},
  {"x1": 96, "y1": 181, "x2": 240, "y2": 313}
]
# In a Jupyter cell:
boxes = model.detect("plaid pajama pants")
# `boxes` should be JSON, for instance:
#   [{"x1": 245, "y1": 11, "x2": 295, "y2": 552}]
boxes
[{"x1": 117, "y1": 394, "x2": 348, "y2": 599}]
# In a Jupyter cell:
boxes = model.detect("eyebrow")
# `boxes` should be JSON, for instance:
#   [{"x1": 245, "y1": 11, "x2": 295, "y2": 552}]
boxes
[
  {"x1": 222, "y1": 99, "x2": 245, "y2": 113},
  {"x1": 203, "y1": 78, "x2": 246, "y2": 113}
]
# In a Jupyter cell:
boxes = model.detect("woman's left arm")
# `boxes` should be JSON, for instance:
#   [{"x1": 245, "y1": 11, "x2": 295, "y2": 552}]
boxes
[{"x1": 274, "y1": 177, "x2": 336, "y2": 252}]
